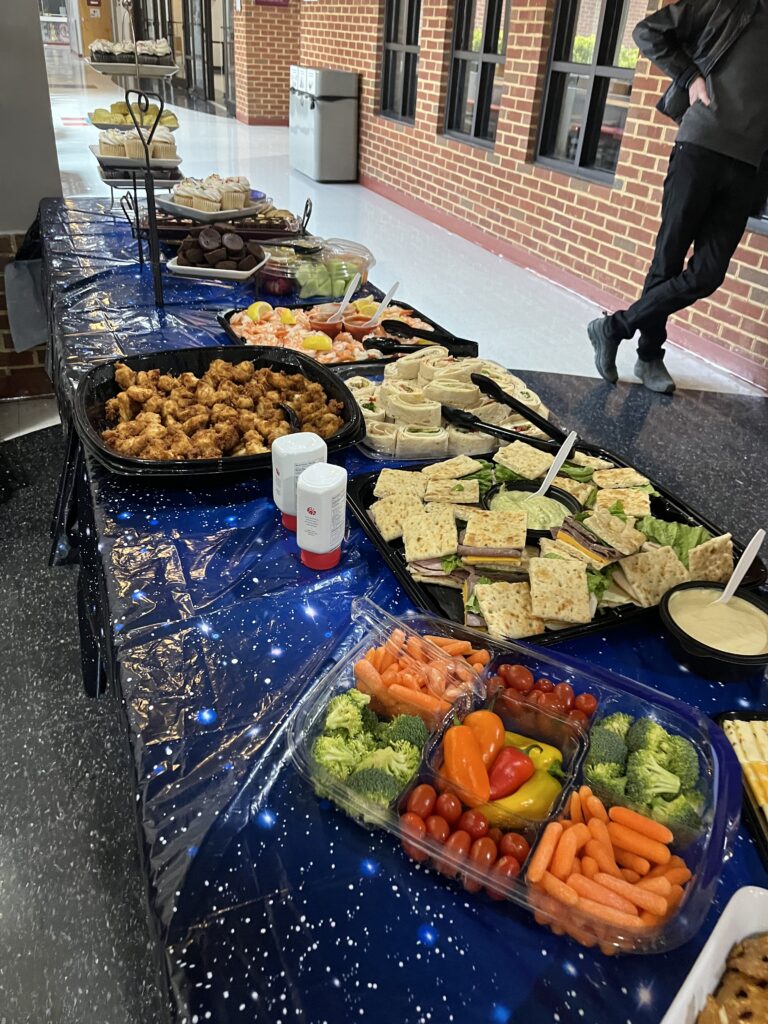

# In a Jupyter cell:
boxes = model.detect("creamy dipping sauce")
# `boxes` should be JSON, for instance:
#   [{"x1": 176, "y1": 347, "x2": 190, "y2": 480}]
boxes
[
  {"x1": 668, "y1": 588, "x2": 768, "y2": 656},
  {"x1": 489, "y1": 489, "x2": 569, "y2": 530}
]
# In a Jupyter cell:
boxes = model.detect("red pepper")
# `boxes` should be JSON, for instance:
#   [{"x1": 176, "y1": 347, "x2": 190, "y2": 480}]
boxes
[{"x1": 488, "y1": 746, "x2": 537, "y2": 801}]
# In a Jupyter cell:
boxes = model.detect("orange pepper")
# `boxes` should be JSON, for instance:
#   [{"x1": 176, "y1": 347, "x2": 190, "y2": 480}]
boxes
[
  {"x1": 462, "y1": 710, "x2": 505, "y2": 767},
  {"x1": 442, "y1": 725, "x2": 490, "y2": 807}
]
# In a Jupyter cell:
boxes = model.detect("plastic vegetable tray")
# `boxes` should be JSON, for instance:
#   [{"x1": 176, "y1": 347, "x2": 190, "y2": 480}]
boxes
[{"x1": 289, "y1": 599, "x2": 741, "y2": 955}]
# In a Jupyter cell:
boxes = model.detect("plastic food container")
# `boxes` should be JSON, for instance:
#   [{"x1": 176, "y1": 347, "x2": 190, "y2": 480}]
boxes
[
  {"x1": 258, "y1": 238, "x2": 375, "y2": 304},
  {"x1": 659, "y1": 886, "x2": 768, "y2": 1023},
  {"x1": 289, "y1": 600, "x2": 742, "y2": 955}
]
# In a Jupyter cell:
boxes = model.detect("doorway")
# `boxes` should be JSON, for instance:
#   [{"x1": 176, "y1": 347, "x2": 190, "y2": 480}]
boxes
[{"x1": 182, "y1": 0, "x2": 234, "y2": 111}]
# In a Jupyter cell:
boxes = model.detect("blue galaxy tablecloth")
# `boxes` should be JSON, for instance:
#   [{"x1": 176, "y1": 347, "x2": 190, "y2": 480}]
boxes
[{"x1": 42, "y1": 198, "x2": 768, "y2": 1024}]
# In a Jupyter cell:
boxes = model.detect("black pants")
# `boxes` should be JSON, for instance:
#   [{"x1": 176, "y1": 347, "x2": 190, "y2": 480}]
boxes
[{"x1": 607, "y1": 142, "x2": 759, "y2": 360}]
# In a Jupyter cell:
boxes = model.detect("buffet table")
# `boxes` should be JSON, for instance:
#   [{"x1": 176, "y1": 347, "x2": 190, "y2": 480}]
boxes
[{"x1": 42, "y1": 198, "x2": 768, "y2": 1023}]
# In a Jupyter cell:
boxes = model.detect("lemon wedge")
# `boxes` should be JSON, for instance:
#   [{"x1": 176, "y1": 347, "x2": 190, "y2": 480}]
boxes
[
  {"x1": 246, "y1": 301, "x2": 274, "y2": 322},
  {"x1": 300, "y1": 332, "x2": 333, "y2": 352},
  {"x1": 278, "y1": 308, "x2": 297, "y2": 326}
]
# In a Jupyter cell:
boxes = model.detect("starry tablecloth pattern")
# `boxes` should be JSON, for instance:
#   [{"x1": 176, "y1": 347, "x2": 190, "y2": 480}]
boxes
[{"x1": 41, "y1": 198, "x2": 768, "y2": 1024}]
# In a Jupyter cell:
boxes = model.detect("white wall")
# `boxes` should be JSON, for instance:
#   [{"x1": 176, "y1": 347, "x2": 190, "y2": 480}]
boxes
[{"x1": 0, "y1": 4, "x2": 62, "y2": 232}]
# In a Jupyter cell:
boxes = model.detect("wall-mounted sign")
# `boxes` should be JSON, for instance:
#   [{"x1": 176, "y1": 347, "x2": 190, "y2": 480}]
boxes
[{"x1": 86, "y1": 0, "x2": 101, "y2": 6}]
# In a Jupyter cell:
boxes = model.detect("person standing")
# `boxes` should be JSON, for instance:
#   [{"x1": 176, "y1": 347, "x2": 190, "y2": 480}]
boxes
[{"x1": 588, "y1": 0, "x2": 768, "y2": 393}]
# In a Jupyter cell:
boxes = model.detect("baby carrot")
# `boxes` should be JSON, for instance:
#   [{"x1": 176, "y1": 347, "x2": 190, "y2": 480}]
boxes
[
  {"x1": 587, "y1": 816, "x2": 613, "y2": 849},
  {"x1": 406, "y1": 636, "x2": 428, "y2": 662},
  {"x1": 541, "y1": 871, "x2": 579, "y2": 907},
  {"x1": 440, "y1": 640, "x2": 473, "y2": 657},
  {"x1": 639, "y1": 911, "x2": 663, "y2": 928},
  {"x1": 385, "y1": 629, "x2": 406, "y2": 657},
  {"x1": 567, "y1": 873, "x2": 639, "y2": 915},
  {"x1": 527, "y1": 822, "x2": 564, "y2": 884},
  {"x1": 585, "y1": 840, "x2": 622, "y2": 879},
  {"x1": 608, "y1": 806, "x2": 674, "y2": 846},
  {"x1": 664, "y1": 866, "x2": 692, "y2": 886},
  {"x1": 613, "y1": 848, "x2": 651, "y2": 876},
  {"x1": 666, "y1": 884, "x2": 685, "y2": 913},
  {"x1": 606, "y1": 821, "x2": 671, "y2": 864},
  {"x1": 424, "y1": 635, "x2": 452, "y2": 648},
  {"x1": 397, "y1": 671, "x2": 422, "y2": 692},
  {"x1": 586, "y1": 795, "x2": 609, "y2": 823},
  {"x1": 636, "y1": 876, "x2": 672, "y2": 897},
  {"x1": 469, "y1": 649, "x2": 490, "y2": 666},
  {"x1": 381, "y1": 664, "x2": 401, "y2": 685},
  {"x1": 571, "y1": 858, "x2": 582, "y2": 875},
  {"x1": 621, "y1": 869, "x2": 641, "y2": 884},
  {"x1": 569, "y1": 791, "x2": 583, "y2": 824},
  {"x1": 581, "y1": 855, "x2": 598, "y2": 879},
  {"x1": 551, "y1": 824, "x2": 590, "y2": 880},
  {"x1": 578, "y1": 785, "x2": 593, "y2": 804},
  {"x1": 593, "y1": 873, "x2": 668, "y2": 917},
  {"x1": 577, "y1": 897, "x2": 646, "y2": 931}
]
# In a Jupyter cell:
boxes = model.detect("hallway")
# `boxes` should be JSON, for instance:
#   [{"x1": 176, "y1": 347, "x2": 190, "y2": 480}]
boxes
[{"x1": 44, "y1": 45, "x2": 762, "y2": 397}]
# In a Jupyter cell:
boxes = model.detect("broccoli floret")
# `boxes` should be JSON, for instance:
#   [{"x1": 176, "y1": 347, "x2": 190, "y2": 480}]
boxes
[
  {"x1": 599, "y1": 712, "x2": 634, "y2": 740},
  {"x1": 358, "y1": 741, "x2": 420, "y2": 786},
  {"x1": 324, "y1": 689, "x2": 371, "y2": 736},
  {"x1": 651, "y1": 792, "x2": 702, "y2": 836},
  {"x1": 626, "y1": 717, "x2": 671, "y2": 755},
  {"x1": 344, "y1": 766, "x2": 402, "y2": 809},
  {"x1": 625, "y1": 749, "x2": 681, "y2": 804},
  {"x1": 361, "y1": 704, "x2": 380, "y2": 737},
  {"x1": 584, "y1": 762, "x2": 627, "y2": 805},
  {"x1": 663, "y1": 735, "x2": 700, "y2": 791},
  {"x1": 312, "y1": 733, "x2": 375, "y2": 782},
  {"x1": 585, "y1": 725, "x2": 629, "y2": 770},
  {"x1": 379, "y1": 714, "x2": 429, "y2": 751}
]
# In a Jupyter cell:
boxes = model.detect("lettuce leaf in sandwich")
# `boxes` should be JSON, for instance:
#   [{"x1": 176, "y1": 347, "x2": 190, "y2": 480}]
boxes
[
  {"x1": 557, "y1": 461, "x2": 595, "y2": 483},
  {"x1": 494, "y1": 465, "x2": 526, "y2": 484},
  {"x1": 636, "y1": 515, "x2": 712, "y2": 568}
]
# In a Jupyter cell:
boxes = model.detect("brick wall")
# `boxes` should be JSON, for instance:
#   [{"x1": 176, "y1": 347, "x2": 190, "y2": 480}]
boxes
[
  {"x1": 0, "y1": 233, "x2": 50, "y2": 399},
  {"x1": 234, "y1": 0, "x2": 300, "y2": 125},
  {"x1": 298, "y1": 0, "x2": 768, "y2": 386}
]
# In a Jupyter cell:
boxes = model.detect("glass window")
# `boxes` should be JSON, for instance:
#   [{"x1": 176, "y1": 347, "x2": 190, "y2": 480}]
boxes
[
  {"x1": 381, "y1": 0, "x2": 422, "y2": 122},
  {"x1": 445, "y1": 0, "x2": 512, "y2": 146},
  {"x1": 539, "y1": 0, "x2": 646, "y2": 178}
]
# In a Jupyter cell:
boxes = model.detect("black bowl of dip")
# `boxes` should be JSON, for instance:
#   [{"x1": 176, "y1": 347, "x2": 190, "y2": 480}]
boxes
[
  {"x1": 482, "y1": 480, "x2": 582, "y2": 542},
  {"x1": 660, "y1": 581, "x2": 768, "y2": 682}
]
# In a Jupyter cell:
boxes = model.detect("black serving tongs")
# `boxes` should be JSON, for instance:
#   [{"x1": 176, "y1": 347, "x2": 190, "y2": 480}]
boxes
[
  {"x1": 378, "y1": 319, "x2": 479, "y2": 357},
  {"x1": 441, "y1": 406, "x2": 560, "y2": 454},
  {"x1": 470, "y1": 374, "x2": 568, "y2": 444}
]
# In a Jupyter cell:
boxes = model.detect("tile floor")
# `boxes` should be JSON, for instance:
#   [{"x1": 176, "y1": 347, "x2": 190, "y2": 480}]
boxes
[{"x1": 43, "y1": 45, "x2": 765, "y2": 399}]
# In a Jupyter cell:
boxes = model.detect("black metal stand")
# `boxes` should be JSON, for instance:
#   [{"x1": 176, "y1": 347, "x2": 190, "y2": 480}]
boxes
[{"x1": 125, "y1": 89, "x2": 164, "y2": 307}]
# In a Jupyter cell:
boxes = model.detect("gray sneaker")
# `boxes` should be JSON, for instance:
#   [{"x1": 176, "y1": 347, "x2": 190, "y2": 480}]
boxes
[
  {"x1": 588, "y1": 317, "x2": 619, "y2": 384},
  {"x1": 634, "y1": 358, "x2": 676, "y2": 394}
]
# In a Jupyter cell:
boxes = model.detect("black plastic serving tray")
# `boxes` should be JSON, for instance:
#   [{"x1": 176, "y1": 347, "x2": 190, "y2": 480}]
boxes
[
  {"x1": 73, "y1": 345, "x2": 365, "y2": 479},
  {"x1": 714, "y1": 711, "x2": 768, "y2": 871},
  {"x1": 217, "y1": 299, "x2": 467, "y2": 371},
  {"x1": 346, "y1": 452, "x2": 767, "y2": 648}
]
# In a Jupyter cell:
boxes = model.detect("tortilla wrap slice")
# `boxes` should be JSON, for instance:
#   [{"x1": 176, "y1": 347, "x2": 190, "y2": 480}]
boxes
[
  {"x1": 688, "y1": 533, "x2": 734, "y2": 583},
  {"x1": 424, "y1": 478, "x2": 481, "y2": 504},
  {"x1": 365, "y1": 421, "x2": 398, "y2": 452},
  {"x1": 474, "y1": 582, "x2": 546, "y2": 640},
  {"x1": 369, "y1": 493, "x2": 424, "y2": 542},
  {"x1": 447, "y1": 426, "x2": 498, "y2": 456},
  {"x1": 421, "y1": 455, "x2": 485, "y2": 480},
  {"x1": 594, "y1": 488, "x2": 652, "y2": 517},
  {"x1": 493, "y1": 440, "x2": 554, "y2": 480},
  {"x1": 402, "y1": 507, "x2": 458, "y2": 562},
  {"x1": 423, "y1": 378, "x2": 482, "y2": 410},
  {"x1": 613, "y1": 546, "x2": 689, "y2": 607},
  {"x1": 593, "y1": 467, "x2": 651, "y2": 489},
  {"x1": 373, "y1": 468, "x2": 427, "y2": 500},
  {"x1": 395, "y1": 426, "x2": 450, "y2": 459},
  {"x1": 528, "y1": 557, "x2": 592, "y2": 624}
]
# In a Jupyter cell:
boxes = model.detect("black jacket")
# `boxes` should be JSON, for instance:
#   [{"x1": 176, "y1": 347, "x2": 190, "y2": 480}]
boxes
[{"x1": 634, "y1": 0, "x2": 768, "y2": 214}]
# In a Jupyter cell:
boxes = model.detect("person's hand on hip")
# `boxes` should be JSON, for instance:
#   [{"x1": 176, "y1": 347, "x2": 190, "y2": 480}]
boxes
[{"x1": 689, "y1": 75, "x2": 711, "y2": 106}]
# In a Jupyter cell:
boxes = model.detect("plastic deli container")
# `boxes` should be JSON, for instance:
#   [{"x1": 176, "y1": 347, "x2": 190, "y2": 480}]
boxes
[
  {"x1": 289, "y1": 600, "x2": 742, "y2": 955},
  {"x1": 258, "y1": 238, "x2": 375, "y2": 304}
]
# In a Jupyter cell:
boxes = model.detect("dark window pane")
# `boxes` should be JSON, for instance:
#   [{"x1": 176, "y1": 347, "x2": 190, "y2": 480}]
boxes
[
  {"x1": 386, "y1": 0, "x2": 407, "y2": 44},
  {"x1": 448, "y1": 58, "x2": 481, "y2": 134},
  {"x1": 609, "y1": 0, "x2": 645, "y2": 67},
  {"x1": 403, "y1": 52, "x2": 419, "y2": 118},
  {"x1": 407, "y1": 0, "x2": 422, "y2": 45},
  {"x1": 543, "y1": 72, "x2": 590, "y2": 162},
  {"x1": 555, "y1": 0, "x2": 601, "y2": 64},
  {"x1": 591, "y1": 76, "x2": 631, "y2": 172},
  {"x1": 383, "y1": 50, "x2": 406, "y2": 115}
]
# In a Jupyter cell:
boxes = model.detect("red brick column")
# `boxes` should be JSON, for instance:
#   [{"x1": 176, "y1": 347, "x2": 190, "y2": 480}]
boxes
[{"x1": 234, "y1": 0, "x2": 300, "y2": 125}]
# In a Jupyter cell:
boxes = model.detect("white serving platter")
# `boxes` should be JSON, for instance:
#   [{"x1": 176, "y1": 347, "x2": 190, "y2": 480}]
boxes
[
  {"x1": 660, "y1": 886, "x2": 768, "y2": 1024},
  {"x1": 87, "y1": 60, "x2": 179, "y2": 78},
  {"x1": 98, "y1": 168, "x2": 179, "y2": 190},
  {"x1": 89, "y1": 119, "x2": 178, "y2": 132},
  {"x1": 166, "y1": 253, "x2": 268, "y2": 282},
  {"x1": 89, "y1": 144, "x2": 182, "y2": 170},
  {"x1": 155, "y1": 196, "x2": 271, "y2": 223}
]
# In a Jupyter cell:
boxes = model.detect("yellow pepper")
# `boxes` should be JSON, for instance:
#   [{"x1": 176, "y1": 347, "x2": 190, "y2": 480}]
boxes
[
  {"x1": 475, "y1": 769, "x2": 563, "y2": 826},
  {"x1": 504, "y1": 731, "x2": 563, "y2": 773}
]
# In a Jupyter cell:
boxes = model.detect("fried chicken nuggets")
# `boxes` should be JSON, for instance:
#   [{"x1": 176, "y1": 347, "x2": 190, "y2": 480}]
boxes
[{"x1": 102, "y1": 359, "x2": 345, "y2": 461}]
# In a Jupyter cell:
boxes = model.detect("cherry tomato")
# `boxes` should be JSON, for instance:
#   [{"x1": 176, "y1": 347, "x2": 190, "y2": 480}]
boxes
[
  {"x1": 526, "y1": 690, "x2": 542, "y2": 706},
  {"x1": 502, "y1": 692, "x2": 525, "y2": 714},
  {"x1": 504, "y1": 664, "x2": 535, "y2": 693},
  {"x1": 435, "y1": 792, "x2": 462, "y2": 826},
  {"x1": 400, "y1": 812, "x2": 428, "y2": 862},
  {"x1": 499, "y1": 832, "x2": 531, "y2": 862},
  {"x1": 437, "y1": 829, "x2": 471, "y2": 876},
  {"x1": 425, "y1": 814, "x2": 450, "y2": 844},
  {"x1": 464, "y1": 837, "x2": 498, "y2": 893},
  {"x1": 535, "y1": 678, "x2": 555, "y2": 693},
  {"x1": 458, "y1": 810, "x2": 489, "y2": 841},
  {"x1": 486, "y1": 855, "x2": 521, "y2": 900},
  {"x1": 574, "y1": 692, "x2": 599, "y2": 716},
  {"x1": 487, "y1": 674, "x2": 505, "y2": 695},
  {"x1": 488, "y1": 827, "x2": 504, "y2": 847},
  {"x1": 554, "y1": 683, "x2": 574, "y2": 710},
  {"x1": 539, "y1": 693, "x2": 564, "y2": 714},
  {"x1": 407, "y1": 784, "x2": 437, "y2": 819},
  {"x1": 568, "y1": 708, "x2": 590, "y2": 728}
]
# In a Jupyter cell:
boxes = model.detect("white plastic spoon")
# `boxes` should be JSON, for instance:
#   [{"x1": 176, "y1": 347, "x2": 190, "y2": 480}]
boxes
[
  {"x1": 327, "y1": 272, "x2": 361, "y2": 323},
  {"x1": 531, "y1": 430, "x2": 579, "y2": 498},
  {"x1": 713, "y1": 528, "x2": 765, "y2": 604},
  {"x1": 361, "y1": 281, "x2": 400, "y2": 328}
]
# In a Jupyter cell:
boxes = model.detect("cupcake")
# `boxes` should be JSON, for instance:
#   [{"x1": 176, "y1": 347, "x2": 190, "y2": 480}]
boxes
[
  {"x1": 136, "y1": 40, "x2": 157, "y2": 65},
  {"x1": 98, "y1": 129, "x2": 126, "y2": 158},
  {"x1": 124, "y1": 128, "x2": 151, "y2": 159},
  {"x1": 193, "y1": 186, "x2": 222, "y2": 213},
  {"x1": 204, "y1": 173, "x2": 224, "y2": 190},
  {"x1": 114, "y1": 41, "x2": 135, "y2": 65},
  {"x1": 153, "y1": 39, "x2": 174, "y2": 66},
  {"x1": 151, "y1": 127, "x2": 177, "y2": 160},
  {"x1": 220, "y1": 178, "x2": 247, "y2": 210},
  {"x1": 171, "y1": 179, "x2": 200, "y2": 209}
]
